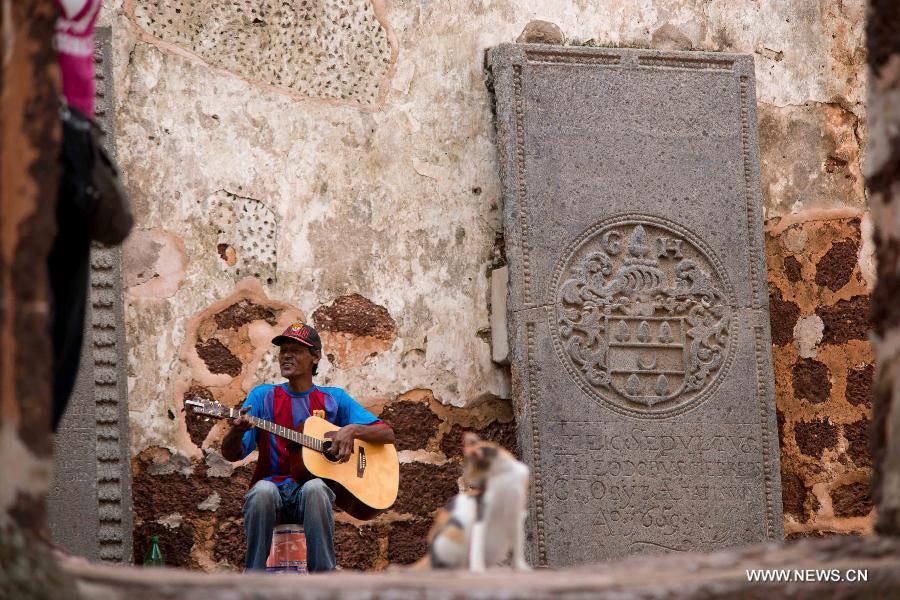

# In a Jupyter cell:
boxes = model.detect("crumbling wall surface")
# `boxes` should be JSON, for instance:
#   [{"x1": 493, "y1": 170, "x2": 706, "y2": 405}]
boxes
[
  {"x1": 766, "y1": 212, "x2": 875, "y2": 538},
  {"x1": 100, "y1": 0, "x2": 868, "y2": 569}
]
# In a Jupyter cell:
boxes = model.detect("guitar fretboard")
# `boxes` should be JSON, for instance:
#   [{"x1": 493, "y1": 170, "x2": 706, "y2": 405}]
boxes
[{"x1": 233, "y1": 408, "x2": 325, "y2": 452}]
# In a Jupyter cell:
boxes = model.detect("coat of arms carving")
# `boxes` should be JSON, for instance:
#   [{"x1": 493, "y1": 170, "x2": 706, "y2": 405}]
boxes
[{"x1": 551, "y1": 215, "x2": 735, "y2": 416}]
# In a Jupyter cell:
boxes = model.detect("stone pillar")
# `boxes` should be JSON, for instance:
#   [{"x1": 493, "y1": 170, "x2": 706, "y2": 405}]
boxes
[
  {"x1": 47, "y1": 27, "x2": 134, "y2": 564},
  {"x1": 0, "y1": 0, "x2": 77, "y2": 596},
  {"x1": 868, "y1": 0, "x2": 900, "y2": 535}
]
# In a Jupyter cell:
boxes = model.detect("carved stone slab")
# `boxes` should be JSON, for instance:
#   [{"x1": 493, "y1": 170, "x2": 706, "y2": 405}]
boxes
[
  {"x1": 489, "y1": 44, "x2": 782, "y2": 567},
  {"x1": 49, "y1": 27, "x2": 133, "y2": 563}
]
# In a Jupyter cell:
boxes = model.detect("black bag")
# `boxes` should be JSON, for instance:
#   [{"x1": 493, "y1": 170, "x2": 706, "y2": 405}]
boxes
[{"x1": 61, "y1": 105, "x2": 134, "y2": 246}]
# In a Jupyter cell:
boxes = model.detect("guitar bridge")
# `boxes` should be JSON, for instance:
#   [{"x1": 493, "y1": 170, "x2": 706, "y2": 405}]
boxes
[{"x1": 357, "y1": 447, "x2": 366, "y2": 478}]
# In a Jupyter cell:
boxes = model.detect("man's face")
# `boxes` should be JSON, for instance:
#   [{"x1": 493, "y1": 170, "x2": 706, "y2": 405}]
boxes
[{"x1": 278, "y1": 341, "x2": 318, "y2": 379}]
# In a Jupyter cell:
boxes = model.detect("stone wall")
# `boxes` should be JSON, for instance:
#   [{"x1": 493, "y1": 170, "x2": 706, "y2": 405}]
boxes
[
  {"x1": 99, "y1": 1, "x2": 870, "y2": 569},
  {"x1": 766, "y1": 212, "x2": 874, "y2": 538}
]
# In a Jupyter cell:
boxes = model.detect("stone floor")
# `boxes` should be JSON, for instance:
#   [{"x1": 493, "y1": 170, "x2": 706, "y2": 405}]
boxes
[{"x1": 64, "y1": 536, "x2": 900, "y2": 599}]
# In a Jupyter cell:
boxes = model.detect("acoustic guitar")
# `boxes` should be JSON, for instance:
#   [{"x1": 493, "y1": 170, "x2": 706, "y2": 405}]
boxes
[{"x1": 186, "y1": 398, "x2": 399, "y2": 521}]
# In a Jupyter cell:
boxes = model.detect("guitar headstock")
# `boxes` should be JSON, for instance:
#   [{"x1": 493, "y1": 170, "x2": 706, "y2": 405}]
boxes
[{"x1": 185, "y1": 397, "x2": 230, "y2": 419}]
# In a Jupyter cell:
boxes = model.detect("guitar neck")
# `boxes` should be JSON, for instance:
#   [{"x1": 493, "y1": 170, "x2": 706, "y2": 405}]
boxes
[{"x1": 234, "y1": 409, "x2": 324, "y2": 453}]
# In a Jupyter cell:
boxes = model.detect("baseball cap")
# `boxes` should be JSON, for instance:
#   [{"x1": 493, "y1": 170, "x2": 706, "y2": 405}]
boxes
[{"x1": 272, "y1": 322, "x2": 322, "y2": 351}]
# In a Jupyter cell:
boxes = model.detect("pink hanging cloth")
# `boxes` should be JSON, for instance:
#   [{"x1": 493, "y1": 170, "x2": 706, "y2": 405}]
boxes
[{"x1": 54, "y1": 0, "x2": 103, "y2": 116}]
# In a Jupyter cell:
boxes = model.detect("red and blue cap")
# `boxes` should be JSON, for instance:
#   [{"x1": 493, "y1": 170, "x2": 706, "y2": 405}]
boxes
[{"x1": 272, "y1": 322, "x2": 322, "y2": 351}]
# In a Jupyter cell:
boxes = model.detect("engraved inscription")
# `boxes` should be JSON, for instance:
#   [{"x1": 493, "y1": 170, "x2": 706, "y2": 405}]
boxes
[
  {"x1": 552, "y1": 215, "x2": 735, "y2": 416},
  {"x1": 544, "y1": 421, "x2": 760, "y2": 558}
]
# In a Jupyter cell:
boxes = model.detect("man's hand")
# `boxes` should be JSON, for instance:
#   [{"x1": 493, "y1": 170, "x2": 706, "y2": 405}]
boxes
[
  {"x1": 324, "y1": 425, "x2": 357, "y2": 463},
  {"x1": 222, "y1": 406, "x2": 252, "y2": 462},
  {"x1": 232, "y1": 406, "x2": 253, "y2": 431}
]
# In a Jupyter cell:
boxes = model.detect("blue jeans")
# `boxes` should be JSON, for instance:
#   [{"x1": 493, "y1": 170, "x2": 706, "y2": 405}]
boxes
[{"x1": 243, "y1": 478, "x2": 337, "y2": 571}]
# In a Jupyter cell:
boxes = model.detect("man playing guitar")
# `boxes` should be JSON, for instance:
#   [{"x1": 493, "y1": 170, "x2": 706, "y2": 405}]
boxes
[{"x1": 221, "y1": 322, "x2": 395, "y2": 571}]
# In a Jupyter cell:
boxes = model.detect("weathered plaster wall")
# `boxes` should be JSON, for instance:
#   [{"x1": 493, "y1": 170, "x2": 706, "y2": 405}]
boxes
[{"x1": 98, "y1": 0, "x2": 869, "y2": 569}]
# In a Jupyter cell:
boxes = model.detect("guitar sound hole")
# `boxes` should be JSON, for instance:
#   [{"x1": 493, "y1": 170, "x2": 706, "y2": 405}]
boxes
[{"x1": 322, "y1": 440, "x2": 339, "y2": 463}]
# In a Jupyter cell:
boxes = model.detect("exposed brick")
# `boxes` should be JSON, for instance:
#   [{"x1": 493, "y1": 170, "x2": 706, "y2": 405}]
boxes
[
  {"x1": 815, "y1": 239, "x2": 859, "y2": 292},
  {"x1": 335, "y1": 523, "x2": 381, "y2": 570},
  {"x1": 202, "y1": 465, "x2": 254, "y2": 518},
  {"x1": 846, "y1": 364, "x2": 874, "y2": 408},
  {"x1": 791, "y1": 358, "x2": 832, "y2": 404},
  {"x1": 781, "y1": 470, "x2": 812, "y2": 524},
  {"x1": 133, "y1": 472, "x2": 194, "y2": 531},
  {"x1": 132, "y1": 455, "x2": 253, "y2": 567},
  {"x1": 195, "y1": 338, "x2": 242, "y2": 376},
  {"x1": 769, "y1": 286, "x2": 800, "y2": 346},
  {"x1": 811, "y1": 492, "x2": 821, "y2": 516},
  {"x1": 313, "y1": 294, "x2": 396, "y2": 340},
  {"x1": 378, "y1": 401, "x2": 440, "y2": 451},
  {"x1": 794, "y1": 418, "x2": 839, "y2": 459},
  {"x1": 133, "y1": 519, "x2": 196, "y2": 568},
  {"x1": 212, "y1": 519, "x2": 245, "y2": 567},
  {"x1": 816, "y1": 296, "x2": 871, "y2": 345},
  {"x1": 832, "y1": 481, "x2": 873, "y2": 518},
  {"x1": 844, "y1": 418, "x2": 873, "y2": 468},
  {"x1": 786, "y1": 530, "x2": 857, "y2": 540},
  {"x1": 387, "y1": 519, "x2": 430, "y2": 565},
  {"x1": 184, "y1": 385, "x2": 217, "y2": 447},
  {"x1": 783, "y1": 255, "x2": 802, "y2": 283},
  {"x1": 394, "y1": 462, "x2": 459, "y2": 517},
  {"x1": 441, "y1": 420, "x2": 518, "y2": 460},
  {"x1": 777, "y1": 409, "x2": 786, "y2": 445},
  {"x1": 214, "y1": 299, "x2": 277, "y2": 330}
]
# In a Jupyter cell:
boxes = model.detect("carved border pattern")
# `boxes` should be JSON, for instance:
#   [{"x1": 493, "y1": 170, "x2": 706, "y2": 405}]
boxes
[
  {"x1": 637, "y1": 55, "x2": 734, "y2": 70},
  {"x1": 526, "y1": 322, "x2": 548, "y2": 566},
  {"x1": 739, "y1": 76, "x2": 762, "y2": 313},
  {"x1": 525, "y1": 49, "x2": 621, "y2": 66},
  {"x1": 514, "y1": 61, "x2": 547, "y2": 566},
  {"x1": 92, "y1": 28, "x2": 133, "y2": 563},
  {"x1": 513, "y1": 65, "x2": 533, "y2": 305},
  {"x1": 548, "y1": 214, "x2": 738, "y2": 419},
  {"x1": 753, "y1": 324, "x2": 775, "y2": 538},
  {"x1": 739, "y1": 74, "x2": 777, "y2": 539}
]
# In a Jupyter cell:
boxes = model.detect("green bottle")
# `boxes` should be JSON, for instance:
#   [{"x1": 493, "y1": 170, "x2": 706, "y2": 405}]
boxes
[{"x1": 143, "y1": 536, "x2": 164, "y2": 567}]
